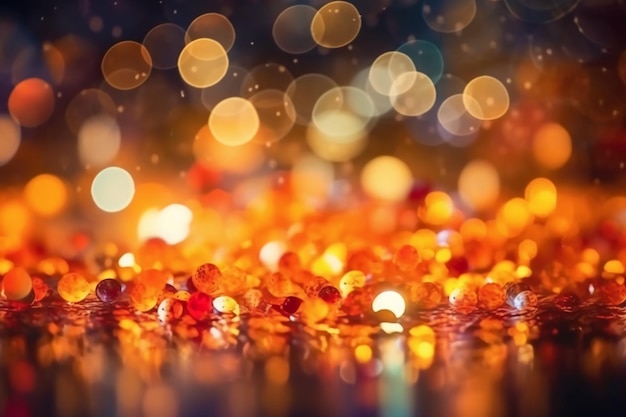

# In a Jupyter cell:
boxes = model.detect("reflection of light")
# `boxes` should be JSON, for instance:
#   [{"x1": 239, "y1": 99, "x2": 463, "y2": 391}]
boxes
[
  {"x1": 91, "y1": 166, "x2": 135, "y2": 213},
  {"x1": 463, "y1": 75, "x2": 510, "y2": 120},
  {"x1": 118, "y1": 252, "x2": 136, "y2": 268},
  {"x1": 310, "y1": 1, "x2": 361, "y2": 49},
  {"x1": 380, "y1": 322, "x2": 404, "y2": 334},
  {"x1": 372, "y1": 290, "x2": 406, "y2": 318},
  {"x1": 78, "y1": 115, "x2": 121, "y2": 168},
  {"x1": 361, "y1": 156, "x2": 413, "y2": 202},
  {"x1": 101, "y1": 41, "x2": 152, "y2": 90},
  {"x1": 137, "y1": 204, "x2": 193, "y2": 245},
  {"x1": 260, "y1": 241, "x2": 287, "y2": 272},
  {"x1": 0, "y1": 115, "x2": 20, "y2": 166},
  {"x1": 272, "y1": 5, "x2": 317, "y2": 54},
  {"x1": 209, "y1": 97, "x2": 260, "y2": 146},
  {"x1": 24, "y1": 174, "x2": 67, "y2": 217},
  {"x1": 8, "y1": 78, "x2": 55, "y2": 127},
  {"x1": 532, "y1": 122, "x2": 572, "y2": 169},
  {"x1": 178, "y1": 38, "x2": 228, "y2": 88},
  {"x1": 458, "y1": 160, "x2": 500, "y2": 211},
  {"x1": 185, "y1": 13, "x2": 235, "y2": 51}
]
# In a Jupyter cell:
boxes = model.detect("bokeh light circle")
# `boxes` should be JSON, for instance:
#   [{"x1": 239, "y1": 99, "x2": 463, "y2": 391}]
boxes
[
  {"x1": 193, "y1": 125, "x2": 263, "y2": 174},
  {"x1": 312, "y1": 86, "x2": 375, "y2": 137},
  {"x1": 463, "y1": 76, "x2": 510, "y2": 121},
  {"x1": 241, "y1": 63, "x2": 294, "y2": 97},
  {"x1": 458, "y1": 160, "x2": 500, "y2": 211},
  {"x1": 8, "y1": 78, "x2": 55, "y2": 127},
  {"x1": 287, "y1": 73, "x2": 338, "y2": 125},
  {"x1": 178, "y1": 38, "x2": 229, "y2": 88},
  {"x1": 311, "y1": 1, "x2": 362, "y2": 49},
  {"x1": 504, "y1": 0, "x2": 581, "y2": 23},
  {"x1": 0, "y1": 115, "x2": 21, "y2": 166},
  {"x1": 209, "y1": 97, "x2": 260, "y2": 146},
  {"x1": 78, "y1": 115, "x2": 121, "y2": 168},
  {"x1": 369, "y1": 51, "x2": 415, "y2": 96},
  {"x1": 389, "y1": 71, "x2": 437, "y2": 116},
  {"x1": 361, "y1": 156, "x2": 413, "y2": 202},
  {"x1": 273, "y1": 5, "x2": 317, "y2": 54},
  {"x1": 396, "y1": 40, "x2": 444, "y2": 83},
  {"x1": 422, "y1": 0, "x2": 477, "y2": 33},
  {"x1": 65, "y1": 89, "x2": 117, "y2": 135},
  {"x1": 249, "y1": 89, "x2": 296, "y2": 143},
  {"x1": 142, "y1": 23, "x2": 185, "y2": 70},
  {"x1": 24, "y1": 174, "x2": 67, "y2": 217},
  {"x1": 101, "y1": 41, "x2": 152, "y2": 90},
  {"x1": 185, "y1": 13, "x2": 236, "y2": 52},
  {"x1": 438, "y1": 94, "x2": 483, "y2": 137},
  {"x1": 91, "y1": 166, "x2": 135, "y2": 213},
  {"x1": 532, "y1": 122, "x2": 572, "y2": 170}
]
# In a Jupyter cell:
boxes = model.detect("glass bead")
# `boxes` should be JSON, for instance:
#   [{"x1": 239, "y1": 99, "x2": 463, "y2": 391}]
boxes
[
  {"x1": 302, "y1": 275, "x2": 328, "y2": 298},
  {"x1": 95, "y1": 278, "x2": 122, "y2": 303},
  {"x1": 31, "y1": 277, "x2": 49, "y2": 302},
  {"x1": 187, "y1": 291, "x2": 213, "y2": 321},
  {"x1": 57, "y1": 272, "x2": 90, "y2": 303},
  {"x1": 266, "y1": 272, "x2": 295, "y2": 297},
  {"x1": 505, "y1": 282, "x2": 537, "y2": 310},
  {"x1": 192, "y1": 263, "x2": 221, "y2": 295},
  {"x1": 157, "y1": 297, "x2": 183, "y2": 323},
  {"x1": 341, "y1": 289, "x2": 373, "y2": 317},
  {"x1": 339, "y1": 270, "x2": 366, "y2": 297},
  {"x1": 318, "y1": 285, "x2": 342, "y2": 306},
  {"x1": 2, "y1": 267, "x2": 32, "y2": 301},
  {"x1": 408, "y1": 282, "x2": 442, "y2": 310},
  {"x1": 394, "y1": 245, "x2": 420, "y2": 272},
  {"x1": 281, "y1": 296, "x2": 303, "y2": 315},
  {"x1": 213, "y1": 295, "x2": 240, "y2": 315},
  {"x1": 128, "y1": 281, "x2": 159, "y2": 312},
  {"x1": 278, "y1": 251, "x2": 301, "y2": 275},
  {"x1": 299, "y1": 298, "x2": 329, "y2": 323},
  {"x1": 477, "y1": 282, "x2": 505, "y2": 310},
  {"x1": 449, "y1": 286, "x2": 477, "y2": 313},
  {"x1": 597, "y1": 280, "x2": 626, "y2": 306},
  {"x1": 346, "y1": 249, "x2": 383, "y2": 275}
]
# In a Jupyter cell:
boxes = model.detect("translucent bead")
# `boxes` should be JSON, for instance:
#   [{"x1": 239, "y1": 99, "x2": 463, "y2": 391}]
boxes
[
  {"x1": 341, "y1": 289, "x2": 373, "y2": 317},
  {"x1": 241, "y1": 288, "x2": 265, "y2": 311},
  {"x1": 597, "y1": 280, "x2": 626, "y2": 306},
  {"x1": 192, "y1": 263, "x2": 221, "y2": 295},
  {"x1": 2, "y1": 267, "x2": 33, "y2": 301},
  {"x1": 281, "y1": 296, "x2": 303, "y2": 315},
  {"x1": 213, "y1": 295, "x2": 240, "y2": 315},
  {"x1": 187, "y1": 291, "x2": 212, "y2": 321},
  {"x1": 318, "y1": 285, "x2": 342, "y2": 306},
  {"x1": 278, "y1": 251, "x2": 301, "y2": 275},
  {"x1": 346, "y1": 249, "x2": 383, "y2": 275},
  {"x1": 31, "y1": 277, "x2": 49, "y2": 302},
  {"x1": 218, "y1": 266, "x2": 250, "y2": 296},
  {"x1": 95, "y1": 278, "x2": 122, "y2": 303},
  {"x1": 157, "y1": 297, "x2": 183, "y2": 323},
  {"x1": 302, "y1": 275, "x2": 328, "y2": 298},
  {"x1": 394, "y1": 245, "x2": 420, "y2": 272},
  {"x1": 339, "y1": 270, "x2": 366, "y2": 297},
  {"x1": 266, "y1": 272, "x2": 295, "y2": 297},
  {"x1": 129, "y1": 281, "x2": 159, "y2": 312},
  {"x1": 408, "y1": 282, "x2": 442, "y2": 310},
  {"x1": 57, "y1": 272, "x2": 90, "y2": 303},
  {"x1": 505, "y1": 282, "x2": 537, "y2": 310},
  {"x1": 477, "y1": 283, "x2": 505, "y2": 310},
  {"x1": 449, "y1": 286, "x2": 477, "y2": 313}
]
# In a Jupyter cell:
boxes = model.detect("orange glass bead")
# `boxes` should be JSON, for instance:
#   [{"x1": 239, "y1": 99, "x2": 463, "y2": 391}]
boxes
[
  {"x1": 278, "y1": 251, "x2": 301, "y2": 275},
  {"x1": 408, "y1": 282, "x2": 442, "y2": 310},
  {"x1": 394, "y1": 245, "x2": 420, "y2": 272},
  {"x1": 477, "y1": 283, "x2": 505, "y2": 310},
  {"x1": 192, "y1": 263, "x2": 221, "y2": 295},
  {"x1": 266, "y1": 272, "x2": 295, "y2": 297},
  {"x1": 449, "y1": 286, "x2": 477, "y2": 313},
  {"x1": 597, "y1": 280, "x2": 626, "y2": 306},
  {"x1": 2, "y1": 267, "x2": 33, "y2": 301},
  {"x1": 298, "y1": 298, "x2": 329, "y2": 323},
  {"x1": 31, "y1": 277, "x2": 49, "y2": 302},
  {"x1": 129, "y1": 282, "x2": 159, "y2": 312},
  {"x1": 57, "y1": 272, "x2": 90, "y2": 303},
  {"x1": 318, "y1": 285, "x2": 342, "y2": 306},
  {"x1": 302, "y1": 275, "x2": 328, "y2": 298},
  {"x1": 346, "y1": 249, "x2": 383, "y2": 275},
  {"x1": 341, "y1": 289, "x2": 373, "y2": 317}
]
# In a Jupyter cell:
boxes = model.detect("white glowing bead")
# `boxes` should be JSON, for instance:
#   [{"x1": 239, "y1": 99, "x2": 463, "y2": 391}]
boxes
[{"x1": 372, "y1": 290, "x2": 406, "y2": 318}]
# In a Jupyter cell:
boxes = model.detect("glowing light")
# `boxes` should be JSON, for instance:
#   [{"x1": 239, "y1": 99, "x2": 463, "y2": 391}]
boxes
[
  {"x1": 142, "y1": 23, "x2": 185, "y2": 70},
  {"x1": 422, "y1": 0, "x2": 477, "y2": 33},
  {"x1": 249, "y1": 89, "x2": 296, "y2": 143},
  {"x1": 193, "y1": 125, "x2": 263, "y2": 174},
  {"x1": 8, "y1": 78, "x2": 55, "y2": 127},
  {"x1": 311, "y1": 1, "x2": 361, "y2": 49},
  {"x1": 424, "y1": 192, "x2": 455, "y2": 225},
  {"x1": 1, "y1": 267, "x2": 32, "y2": 301},
  {"x1": 312, "y1": 86, "x2": 375, "y2": 136},
  {"x1": 78, "y1": 115, "x2": 121, "y2": 168},
  {"x1": 0, "y1": 115, "x2": 20, "y2": 166},
  {"x1": 380, "y1": 322, "x2": 404, "y2": 334},
  {"x1": 101, "y1": 41, "x2": 152, "y2": 90},
  {"x1": 361, "y1": 156, "x2": 413, "y2": 202},
  {"x1": 185, "y1": 13, "x2": 236, "y2": 52},
  {"x1": 458, "y1": 160, "x2": 500, "y2": 211},
  {"x1": 463, "y1": 75, "x2": 510, "y2": 120},
  {"x1": 498, "y1": 198, "x2": 533, "y2": 236},
  {"x1": 438, "y1": 94, "x2": 483, "y2": 137},
  {"x1": 354, "y1": 345, "x2": 373, "y2": 363},
  {"x1": 272, "y1": 5, "x2": 317, "y2": 54},
  {"x1": 91, "y1": 167, "x2": 135, "y2": 213},
  {"x1": 178, "y1": 38, "x2": 228, "y2": 88},
  {"x1": 118, "y1": 252, "x2": 136, "y2": 268},
  {"x1": 208, "y1": 97, "x2": 260, "y2": 146},
  {"x1": 532, "y1": 122, "x2": 572, "y2": 169},
  {"x1": 24, "y1": 174, "x2": 67, "y2": 217},
  {"x1": 368, "y1": 51, "x2": 415, "y2": 96},
  {"x1": 65, "y1": 89, "x2": 117, "y2": 135},
  {"x1": 389, "y1": 71, "x2": 437, "y2": 116},
  {"x1": 241, "y1": 63, "x2": 294, "y2": 97},
  {"x1": 260, "y1": 241, "x2": 287, "y2": 272},
  {"x1": 286, "y1": 73, "x2": 338, "y2": 125},
  {"x1": 524, "y1": 178, "x2": 557, "y2": 218},
  {"x1": 137, "y1": 204, "x2": 193, "y2": 245},
  {"x1": 291, "y1": 154, "x2": 334, "y2": 204},
  {"x1": 396, "y1": 39, "x2": 444, "y2": 83},
  {"x1": 372, "y1": 290, "x2": 406, "y2": 318}
]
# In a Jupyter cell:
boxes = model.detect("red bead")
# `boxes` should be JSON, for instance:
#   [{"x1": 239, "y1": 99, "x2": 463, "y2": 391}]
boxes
[
  {"x1": 446, "y1": 257, "x2": 469, "y2": 277},
  {"x1": 187, "y1": 291, "x2": 212, "y2": 321},
  {"x1": 318, "y1": 285, "x2": 342, "y2": 306},
  {"x1": 281, "y1": 296, "x2": 303, "y2": 315},
  {"x1": 95, "y1": 279, "x2": 122, "y2": 303}
]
